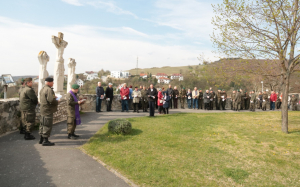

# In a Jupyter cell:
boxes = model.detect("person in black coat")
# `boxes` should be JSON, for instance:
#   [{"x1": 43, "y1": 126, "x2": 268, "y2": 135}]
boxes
[
  {"x1": 147, "y1": 84, "x2": 158, "y2": 117},
  {"x1": 96, "y1": 82, "x2": 105, "y2": 112},
  {"x1": 105, "y1": 83, "x2": 114, "y2": 111}
]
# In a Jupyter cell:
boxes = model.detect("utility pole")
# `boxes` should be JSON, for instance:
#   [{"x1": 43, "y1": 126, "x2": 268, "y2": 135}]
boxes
[{"x1": 136, "y1": 56, "x2": 138, "y2": 76}]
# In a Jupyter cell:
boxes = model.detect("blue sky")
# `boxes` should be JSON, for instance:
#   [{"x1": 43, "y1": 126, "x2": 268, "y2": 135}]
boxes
[{"x1": 0, "y1": 0, "x2": 221, "y2": 76}]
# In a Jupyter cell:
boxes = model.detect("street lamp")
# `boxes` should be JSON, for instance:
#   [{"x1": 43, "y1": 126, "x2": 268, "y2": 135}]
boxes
[{"x1": 261, "y1": 81, "x2": 263, "y2": 92}]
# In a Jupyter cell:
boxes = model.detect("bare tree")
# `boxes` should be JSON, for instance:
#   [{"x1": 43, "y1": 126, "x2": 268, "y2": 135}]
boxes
[{"x1": 212, "y1": 0, "x2": 300, "y2": 133}]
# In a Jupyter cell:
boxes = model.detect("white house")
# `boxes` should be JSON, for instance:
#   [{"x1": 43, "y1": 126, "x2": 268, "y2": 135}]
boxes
[
  {"x1": 83, "y1": 71, "x2": 100, "y2": 81},
  {"x1": 170, "y1": 73, "x2": 184, "y2": 81},
  {"x1": 76, "y1": 79, "x2": 84, "y2": 87},
  {"x1": 111, "y1": 71, "x2": 129, "y2": 78},
  {"x1": 156, "y1": 73, "x2": 168, "y2": 79},
  {"x1": 140, "y1": 73, "x2": 148, "y2": 79},
  {"x1": 157, "y1": 77, "x2": 170, "y2": 84}
]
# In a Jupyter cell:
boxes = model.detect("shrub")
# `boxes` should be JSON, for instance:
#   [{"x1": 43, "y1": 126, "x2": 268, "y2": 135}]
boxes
[{"x1": 108, "y1": 119, "x2": 132, "y2": 135}]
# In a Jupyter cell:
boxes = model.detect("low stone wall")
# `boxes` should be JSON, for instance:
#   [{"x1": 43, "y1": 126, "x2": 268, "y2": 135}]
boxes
[
  {"x1": 0, "y1": 98, "x2": 68, "y2": 135},
  {"x1": 79, "y1": 94, "x2": 124, "y2": 111}
]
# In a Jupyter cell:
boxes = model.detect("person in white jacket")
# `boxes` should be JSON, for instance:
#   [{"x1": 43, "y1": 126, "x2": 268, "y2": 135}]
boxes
[
  {"x1": 192, "y1": 87, "x2": 199, "y2": 109},
  {"x1": 131, "y1": 86, "x2": 141, "y2": 113}
]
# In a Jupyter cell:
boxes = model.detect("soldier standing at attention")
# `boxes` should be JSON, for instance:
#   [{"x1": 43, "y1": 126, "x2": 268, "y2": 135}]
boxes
[
  {"x1": 235, "y1": 90, "x2": 242, "y2": 111},
  {"x1": 18, "y1": 78, "x2": 26, "y2": 134},
  {"x1": 249, "y1": 90, "x2": 256, "y2": 112},
  {"x1": 198, "y1": 89, "x2": 204, "y2": 109},
  {"x1": 257, "y1": 91, "x2": 263, "y2": 109},
  {"x1": 67, "y1": 84, "x2": 85, "y2": 139},
  {"x1": 262, "y1": 91, "x2": 268, "y2": 111},
  {"x1": 216, "y1": 89, "x2": 222, "y2": 110},
  {"x1": 240, "y1": 89, "x2": 245, "y2": 110},
  {"x1": 231, "y1": 90, "x2": 236, "y2": 110},
  {"x1": 179, "y1": 87, "x2": 187, "y2": 109},
  {"x1": 141, "y1": 86, "x2": 148, "y2": 112},
  {"x1": 39, "y1": 78, "x2": 58, "y2": 146},
  {"x1": 221, "y1": 89, "x2": 227, "y2": 110},
  {"x1": 20, "y1": 78, "x2": 38, "y2": 140}
]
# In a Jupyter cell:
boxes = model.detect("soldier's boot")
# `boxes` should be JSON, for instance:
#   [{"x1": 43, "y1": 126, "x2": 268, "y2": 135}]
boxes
[
  {"x1": 39, "y1": 136, "x2": 44, "y2": 144},
  {"x1": 67, "y1": 133, "x2": 72, "y2": 139},
  {"x1": 72, "y1": 133, "x2": 80, "y2": 138},
  {"x1": 42, "y1": 138, "x2": 55, "y2": 146},
  {"x1": 24, "y1": 133, "x2": 35, "y2": 140},
  {"x1": 137, "y1": 110, "x2": 139, "y2": 113},
  {"x1": 20, "y1": 126, "x2": 26, "y2": 134}
]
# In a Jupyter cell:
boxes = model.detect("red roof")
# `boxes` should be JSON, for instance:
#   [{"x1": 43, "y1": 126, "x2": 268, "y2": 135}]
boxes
[
  {"x1": 140, "y1": 73, "x2": 147, "y2": 76},
  {"x1": 156, "y1": 73, "x2": 168, "y2": 76},
  {"x1": 158, "y1": 77, "x2": 169, "y2": 80},
  {"x1": 172, "y1": 73, "x2": 182, "y2": 76}
]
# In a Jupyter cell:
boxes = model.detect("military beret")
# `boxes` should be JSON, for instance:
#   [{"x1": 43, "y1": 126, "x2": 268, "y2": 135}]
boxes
[
  {"x1": 135, "y1": 86, "x2": 138, "y2": 88},
  {"x1": 252, "y1": 90, "x2": 255, "y2": 92},
  {"x1": 218, "y1": 88, "x2": 221, "y2": 90},
  {"x1": 45, "y1": 77, "x2": 53, "y2": 82},
  {"x1": 183, "y1": 87, "x2": 185, "y2": 89},
  {"x1": 72, "y1": 84, "x2": 80, "y2": 89},
  {"x1": 24, "y1": 78, "x2": 32, "y2": 82}
]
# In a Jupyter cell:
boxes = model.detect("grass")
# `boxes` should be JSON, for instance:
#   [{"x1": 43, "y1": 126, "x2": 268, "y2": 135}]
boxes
[
  {"x1": 126, "y1": 65, "x2": 202, "y2": 75},
  {"x1": 82, "y1": 112, "x2": 300, "y2": 187}
]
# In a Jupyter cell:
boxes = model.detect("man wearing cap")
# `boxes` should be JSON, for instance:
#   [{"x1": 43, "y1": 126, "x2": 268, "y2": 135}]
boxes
[
  {"x1": 179, "y1": 87, "x2": 187, "y2": 109},
  {"x1": 235, "y1": 90, "x2": 242, "y2": 111},
  {"x1": 198, "y1": 89, "x2": 203, "y2": 109},
  {"x1": 66, "y1": 84, "x2": 85, "y2": 139},
  {"x1": 105, "y1": 83, "x2": 114, "y2": 111},
  {"x1": 132, "y1": 86, "x2": 141, "y2": 113},
  {"x1": 249, "y1": 90, "x2": 256, "y2": 112},
  {"x1": 39, "y1": 77, "x2": 58, "y2": 146},
  {"x1": 20, "y1": 78, "x2": 38, "y2": 140},
  {"x1": 18, "y1": 78, "x2": 26, "y2": 134}
]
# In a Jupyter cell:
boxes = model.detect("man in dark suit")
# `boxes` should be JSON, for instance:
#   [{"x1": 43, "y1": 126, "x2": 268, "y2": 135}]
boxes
[
  {"x1": 105, "y1": 83, "x2": 114, "y2": 111},
  {"x1": 147, "y1": 84, "x2": 157, "y2": 117}
]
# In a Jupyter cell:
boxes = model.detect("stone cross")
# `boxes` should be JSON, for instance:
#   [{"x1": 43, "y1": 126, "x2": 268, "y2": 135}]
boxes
[
  {"x1": 52, "y1": 32, "x2": 68, "y2": 95},
  {"x1": 38, "y1": 51, "x2": 49, "y2": 101},
  {"x1": 67, "y1": 58, "x2": 76, "y2": 92}
]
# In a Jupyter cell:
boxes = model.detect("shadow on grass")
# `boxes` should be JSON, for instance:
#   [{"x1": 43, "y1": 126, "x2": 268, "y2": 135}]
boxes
[{"x1": 289, "y1": 128, "x2": 300, "y2": 134}]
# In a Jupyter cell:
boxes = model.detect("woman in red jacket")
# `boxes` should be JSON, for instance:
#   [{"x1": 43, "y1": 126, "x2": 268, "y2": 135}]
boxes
[
  {"x1": 157, "y1": 88, "x2": 164, "y2": 114},
  {"x1": 270, "y1": 91, "x2": 277, "y2": 111},
  {"x1": 120, "y1": 83, "x2": 129, "y2": 112}
]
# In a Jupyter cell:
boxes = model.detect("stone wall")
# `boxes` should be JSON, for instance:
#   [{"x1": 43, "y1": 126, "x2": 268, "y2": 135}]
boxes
[{"x1": 0, "y1": 98, "x2": 68, "y2": 135}]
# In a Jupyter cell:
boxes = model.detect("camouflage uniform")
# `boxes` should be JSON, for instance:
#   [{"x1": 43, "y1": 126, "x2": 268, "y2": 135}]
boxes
[
  {"x1": 39, "y1": 85, "x2": 58, "y2": 138},
  {"x1": 235, "y1": 91, "x2": 242, "y2": 111},
  {"x1": 221, "y1": 91, "x2": 227, "y2": 110},
  {"x1": 179, "y1": 89, "x2": 187, "y2": 109},
  {"x1": 230, "y1": 92, "x2": 236, "y2": 110},
  {"x1": 20, "y1": 85, "x2": 38, "y2": 133},
  {"x1": 240, "y1": 91, "x2": 245, "y2": 110},
  {"x1": 291, "y1": 96, "x2": 298, "y2": 111},
  {"x1": 249, "y1": 93, "x2": 256, "y2": 111},
  {"x1": 66, "y1": 92, "x2": 79, "y2": 135},
  {"x1": 18, "y1": 85, "x2": 25, "y2": 133},
  {"x1": 216, "y1": 91, "x2": 222, "y2": 110}
]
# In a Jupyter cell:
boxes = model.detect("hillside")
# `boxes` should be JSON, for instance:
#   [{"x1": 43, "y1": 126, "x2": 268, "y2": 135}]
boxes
[{"x1": 126, "y1": 65, "x2": 202, "y2": 76}]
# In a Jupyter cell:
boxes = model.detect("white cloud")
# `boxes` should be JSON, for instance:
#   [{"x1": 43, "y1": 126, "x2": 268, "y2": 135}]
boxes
[
  {"x1": 0, "y1": 16, "x2": 216, "y2": 76},
  {"x1": 61, "y1": 0, "x2": 83, "y2": 6}
]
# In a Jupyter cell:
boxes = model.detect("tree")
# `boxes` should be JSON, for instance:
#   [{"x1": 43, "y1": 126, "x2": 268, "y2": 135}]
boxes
[{"x1": 212, "y1": 0, "x2": 300, "y2": 133}]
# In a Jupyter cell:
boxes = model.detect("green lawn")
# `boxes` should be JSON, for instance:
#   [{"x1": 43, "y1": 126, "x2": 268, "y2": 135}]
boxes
[{"x1": 82, "y1": 112, "x2": 300, "y2": 187}]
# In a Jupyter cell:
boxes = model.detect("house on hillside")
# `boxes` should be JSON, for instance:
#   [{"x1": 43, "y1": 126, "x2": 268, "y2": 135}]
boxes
[
  {"x1": 170, "y1": 73, "x2": 184, "y2": 81},
  {"x1": 157, "y1": 77, "x2": 170, "y2": 84},
  {"x1": 111, "y1": 71, "x2": 129, "y2": 78},
  {"x1": 84, "y1": 71, "x2": 99, "y2": 80},
  {"x1": 156, "y1": 73, "x2": 168, "y2": 79},
  {"x1": 76, "y1": 79, "x2": 84, "y2": 87},
  {"x1": 140, "y1": 73, "x2": 148, "y2": 79}
]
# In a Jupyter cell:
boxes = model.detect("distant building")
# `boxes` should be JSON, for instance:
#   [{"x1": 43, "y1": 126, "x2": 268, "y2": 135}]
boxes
[
  {"x1": 33, "y1": 76, "x2": 39, "y2": 84},
  {"x1": 111, "y1": 71, "x2": 129, "y2": 78},
  {"x1": 140, "y1": 73, "x2": 148, "y2": 79},
  {"x1": 156, "y1": 73, "x2": 168, "y2": 79},
  {"x1": 157, "y1": 77, "x2": 170, "y2": 84},
  {"x1": 76, "y1": 79, "x2": 84, "y2": 87},
  {"x1": 170, "y1": 73, "x2": 184, "y2": 81},
  {"x1": 101, "y1": 76, "x2": 108, "y2": 83},
  {"x1": 64, "y1": 75, "x2": 68, "y2": 81}
]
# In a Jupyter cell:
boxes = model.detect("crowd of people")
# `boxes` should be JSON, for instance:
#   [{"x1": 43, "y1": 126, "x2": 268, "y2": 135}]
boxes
[{"x1": 95, "y1": 83, "x2": 299, "y2": 116}]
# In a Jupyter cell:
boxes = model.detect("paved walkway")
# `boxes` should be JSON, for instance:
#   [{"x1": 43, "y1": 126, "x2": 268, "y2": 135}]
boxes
[{"x1": 0, "y1": 108, "x2": 269, "y2": 187}]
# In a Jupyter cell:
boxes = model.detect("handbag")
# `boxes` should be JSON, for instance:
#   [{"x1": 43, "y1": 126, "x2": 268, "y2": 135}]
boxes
[{"x1": 160, "y1": 100, "x2": 163, "y2": 104}]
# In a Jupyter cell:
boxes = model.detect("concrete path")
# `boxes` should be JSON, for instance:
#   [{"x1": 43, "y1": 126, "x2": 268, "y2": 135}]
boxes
[{"x1": 0, "y1": 108, "x2": 271, "y2": 187}]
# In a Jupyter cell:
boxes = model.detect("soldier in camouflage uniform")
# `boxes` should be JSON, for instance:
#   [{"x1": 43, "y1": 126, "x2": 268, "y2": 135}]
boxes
[
  {"x1": 141, "y1": 86, "x2": 148, "y2": 112},
  {"x1": 216, "y1": 89, "x2": 221, "y2": 110},
  {"x1": 180, "y1": 87, "x2": 187, "y2": 109},
  {"x1": 67, "y1": 84, "x2": 85, "y2": 139},
  {"x1": 291, "y1": 94, "x2": 298, "y2": 111},
  {"x1": 20, "y1": 78, "x2": 38, "y2": 140},
  {"x1": 18, "y1": 78, "x2": 26, "y2": 134},
  {"x1": 262, "y1": 91, "x2": 268, "y2": 111},
  {"x1": 249, "y1": 90, "x2": 256, "y2": 112},
  {"x1": 235, "y1": 90, "x2": 242, "y2": 111},
  {"x1": 39, "y1": 78, "x2": 58, "y2": 146},
  {"x1": 231, "y1": 90, "x2": 236, "y2": 110},
  {"x1": 245, "y1": 92, "x2": 250, "y2": 110}
]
